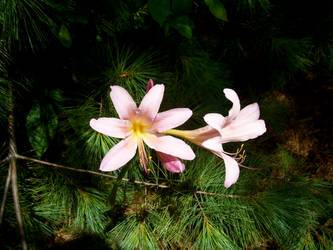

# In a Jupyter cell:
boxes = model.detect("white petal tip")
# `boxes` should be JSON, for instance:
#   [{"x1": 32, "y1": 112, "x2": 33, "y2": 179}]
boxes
[
  {"x1": 188, "y1": 152, "x2": 196, "y2": 160},
  {"x1": 99, "y1": 164, "x2": 110, "y2": 172},
  {"x1": 223, "y1": 88, "x2": 236, "y2": 95},
  {"x1": 224, "y1": 182, "x2": 232, "y2": 188},
  {"x1": 153, "y1": 84, "x2": 165, "y2": 92},
  {"x1": 203, "y1": 113, "x2": 225, "y2": 132},
  {"x1": 186, "y1": 109, "x2": 193, "y2": 117},
  {"x1": 100, "y1": 163, "x2": 122, "y2": 172},
  {"x1": 89, "y1": 119, "x2": 98, "y2": 130},
  {"x1": 89, "y1": 118, "x2": 96, "y2": 125}
]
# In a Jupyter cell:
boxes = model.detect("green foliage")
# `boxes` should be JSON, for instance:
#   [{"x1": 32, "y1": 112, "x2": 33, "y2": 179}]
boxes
[
  {"x1": 1, "y1": 1, "x2": 332, "y2": 249},
  {"x1": 0, "y1": 41, "x2": 10, "y2": 73},
  {"x1": 0, "y1": 0, "x2": 55, "y2": 51},
  {"x1": 0, "y1": 78, "x2": 9, "y2": 123},
  {"x1": 192, "y1": 220, "x2": 238, "y2": 249},
  {"x1": 260, "y1": 97, "x2": 290, "y2": 133},
  {"x1": 148, "y1": 0, "x2": 171, "y2": 26},
  {"x1": 28, "y1": 167, "x2": 110, "y2": 234},
  {"x1": 168, "y1": 15, "x2": 195, "y2": 39},
  {"x1": 58, "y1": 24, "x2": 72, "y2": 48},
  {"x1": 238, "y1": 0, "x2": 271, "y2": 14},
  {"x1": 172, "y1": 0, "x2": 192, "y2": 14},
  {"x1": 104, "y1": 48, "x2": 166, "y2": 101},
  {"x1": 271, "y1": 37, "x2": 314, "y2": 73},
  {"x1": 205, "y1": 0, "x2": 228, "y2": 21},
  {"x1": 148, "y1": 0, "x2": 196, "y2": 38},
  {"x1": 26, "y1": 102, "x2": 58, "y2": 157},
  {"x1": 110, "y1": 216, "x2": 159, "y2": 249}
]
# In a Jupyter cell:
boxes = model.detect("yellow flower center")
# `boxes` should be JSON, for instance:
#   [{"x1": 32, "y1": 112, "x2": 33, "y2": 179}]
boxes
[
  {"x1": 130, "y1": 120, "x2": 147, "y2": 138},
  {"x1": 130, "y1": 119, "x2": 152, "y2": 173}
]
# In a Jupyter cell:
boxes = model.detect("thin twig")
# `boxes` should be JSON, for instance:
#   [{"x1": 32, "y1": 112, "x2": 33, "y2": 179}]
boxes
[
  {"x1": 0, "y1": 156, "x2": 9, "y2": 165},
  {"x1": 99, "y1": 96, "x2": 103, "y2": 117},
  {"x1": 16, "y1": 154, "x2": 169, "y2": 188},
  {"x1": 195, "y1": 190, "x2": 244, "y2": 199},
  {"x1": 8, "y1": 86, "x2": 27, "y2": 250},
  {"x1": 0, "y1": 164, "x2": 11, "y2": 224},
  {"x1": 16, "y1": 155, "x2": 245, "y2": 199},
  {"x1": 194, "y1": 192, "x2": 208, "y2": 221},
  {"x1": 144, "y1": 186, "x2": 148, "y2": 210}
]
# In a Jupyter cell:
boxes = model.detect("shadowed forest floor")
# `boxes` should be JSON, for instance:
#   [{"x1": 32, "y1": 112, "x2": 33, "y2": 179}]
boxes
[{"x1": 279, "y1": 78, "x2": 333, "y2": 182}]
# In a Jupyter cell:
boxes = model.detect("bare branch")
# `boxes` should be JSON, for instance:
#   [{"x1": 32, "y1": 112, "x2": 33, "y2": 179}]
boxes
[
  {"x1": 194, "y1": 192, "x2": 208, "y2": 221},
  {"x1": 195, "y1": 191, "x2": 244, "y2": 199},
  {"x1": 16, "y1": 154, "x2": 246, "y2": 200},
  {"x1": 0, "y1": 156, "x2": 9, "y2": 165},
  {"x1": 0, "y1": 164, "x2": 11, "y2": 224},
  {"x1": 16, "y1": 154, "x2": 169, "y2": 188},
  {"x1": 8, "y1": 85, "x2": 27, "y2": 250}
]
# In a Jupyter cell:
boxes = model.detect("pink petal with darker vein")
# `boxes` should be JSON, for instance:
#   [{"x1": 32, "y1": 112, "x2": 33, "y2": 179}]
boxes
[
  {"x1": 100, "y1": 136, "x2": 137, "y2": 171},
  {"x1": 144, "y1": 134, "x2": 195, "y2": 160},
  {"x1": 90, "y1": 118, "x2": 131, "y2": 138},
  {"x1": 152, "y1": 108, "x2": 192, "y2": 133},
  {"x1": 110, "y1": 86, "x2": 137, "y2": 120}
]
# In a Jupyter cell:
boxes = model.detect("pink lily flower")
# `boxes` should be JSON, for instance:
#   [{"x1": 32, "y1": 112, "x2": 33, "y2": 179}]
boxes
[
  {"x1": 165, "y1": 88, "x2": 266, "y2": 188},
  {"x1": 89, "y1": 82, "x2": 195, "y2": 172},
  {"x1": 145, "y1": 79, "x2": 186, "y2": 173},
  {"x1": 203, "y1": 89, "x2": 266, "y2": 145},
  {"x1": 203, "y1": 88, "x2": 266, "y2": 187}
]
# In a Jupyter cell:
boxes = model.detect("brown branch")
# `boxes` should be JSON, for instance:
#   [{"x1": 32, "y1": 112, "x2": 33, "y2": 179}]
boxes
[
  {"x1": 0, "y1": 156, "x2": 9, "y2": 165},
  {"x1": 0, "y1": 164, "x2": 11, "y2": 224},
  {"x1": 194, "y1": 192, "x2": 208, "y2": 222},
  {"x1": 195, "y1": 191, "x2": 244, "y2": 199},
  {"x1": 99, "y1": 96, "x2": 103, "y2": 117},
  {"x1": 15, "y1": 155, "x2": 246, "y2": 199},
  {"x1": 16, "y1": 154, "x2": 169, "y2": 188},
  {"x1": 8, "y1": 86, "x2": 27, "y2": 250}
]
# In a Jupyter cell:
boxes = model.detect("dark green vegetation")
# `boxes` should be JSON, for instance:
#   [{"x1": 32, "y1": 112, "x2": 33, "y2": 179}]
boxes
[{"x1": 0, "y1": 0, "x2": 332, "y2": 249}]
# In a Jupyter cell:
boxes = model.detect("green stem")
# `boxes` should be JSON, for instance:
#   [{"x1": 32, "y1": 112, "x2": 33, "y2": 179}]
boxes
[{"x1": 164, "y1": 129, "x2": 193, "y2": 138}]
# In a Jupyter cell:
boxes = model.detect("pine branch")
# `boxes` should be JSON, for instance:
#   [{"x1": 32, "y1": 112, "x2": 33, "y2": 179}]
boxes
[
  {"x1": 8, "y1": 85, "x2": 27, "y2": 250},
  {"x1": 194, "y1": 192, "x2": 208, "y2": 222},
  {"x1": 15, "y1": 154, "x2": 244, "y2": 199},
  {"x1": 16, "y1": 154, "x2": 169, "y2": 188},
  {"x1": 0, "y1": 163, "x2": 11, "y2": 224},
  {"x1": 0, "y1": 156, "x2": 9, "y2": 165},
  {"x1": 195, "y1": 191, "x2": 243, "y2": 199}
]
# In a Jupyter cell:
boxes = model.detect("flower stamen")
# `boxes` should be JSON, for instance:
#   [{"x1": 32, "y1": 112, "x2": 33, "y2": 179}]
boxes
[
  {"x1": 223, "y1": 145, "x2": 262, "y2": 170},
  {"x1": 138, "y1": 140, "x2": 151, "y2": 173}
]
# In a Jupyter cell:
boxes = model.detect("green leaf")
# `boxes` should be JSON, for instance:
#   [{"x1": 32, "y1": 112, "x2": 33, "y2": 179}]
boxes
[
  {"x1": 58, "y1": 24, "x2": 72, "y2": 48},
  {"x1": 26, "y1": 103, "x2": 58, "y2": 157},
  {"x1": 148, "y1": 0, "x2": 171, "y2": 25},
  {"x1": 204, "y1": 0, "x2": 228, "y2": 21},
  {"x1": 170, "y1": 16, "x2": 194, "y2": 39},
  {"x1": 172, "y1": 0, "x2": 192, "y2": 14}
]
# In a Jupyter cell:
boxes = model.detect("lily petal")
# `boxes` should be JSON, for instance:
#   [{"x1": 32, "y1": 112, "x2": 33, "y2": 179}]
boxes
[
  {"x1": 90, "y1": 118, "x2": 131, "y2": 138},
  {"x1": 202, "y1": 136, "x2": 222, "y2": 152},
  {"x1": 223, "y1": 88, "x2": 241, "y2": 120},
  {"x1": 233, "y1": 103, "x2": 260, "y2": 126},
  {"x1": 156, "y1": 151, "x2": 185, "y2": 173},
  {"x1": 139, "y1": 84, "x2": 165, "y2": 121},
  {"x1": 220, "y1": 153, "x2": 240, "y2": 188},
  {"x1": 100, "y1": 136, "x2": 137, "y2": 171},
  {"x1": 221, "y1": 120, "x2": 266, "y2": 143},
  {"x1": 152, "y1": 108, "x2": 192, "y2": 132},
  {"x1": 110, "y1": 86, "x2": 137, "y2": 120},
  {"x1": 203, "y1": 113, "x2": 226, "y2": 134},
  {"x1": 144, "y1": 134, "x2": 195, "y2": 160}
]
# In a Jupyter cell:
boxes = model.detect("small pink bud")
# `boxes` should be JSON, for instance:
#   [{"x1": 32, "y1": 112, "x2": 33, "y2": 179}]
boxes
[
  {"x1": 156, "y1": 151, "x2": 185, "y2": 173},
  {"x1": 146, "y1": 79, "x2": 154, "y2": 93}
]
